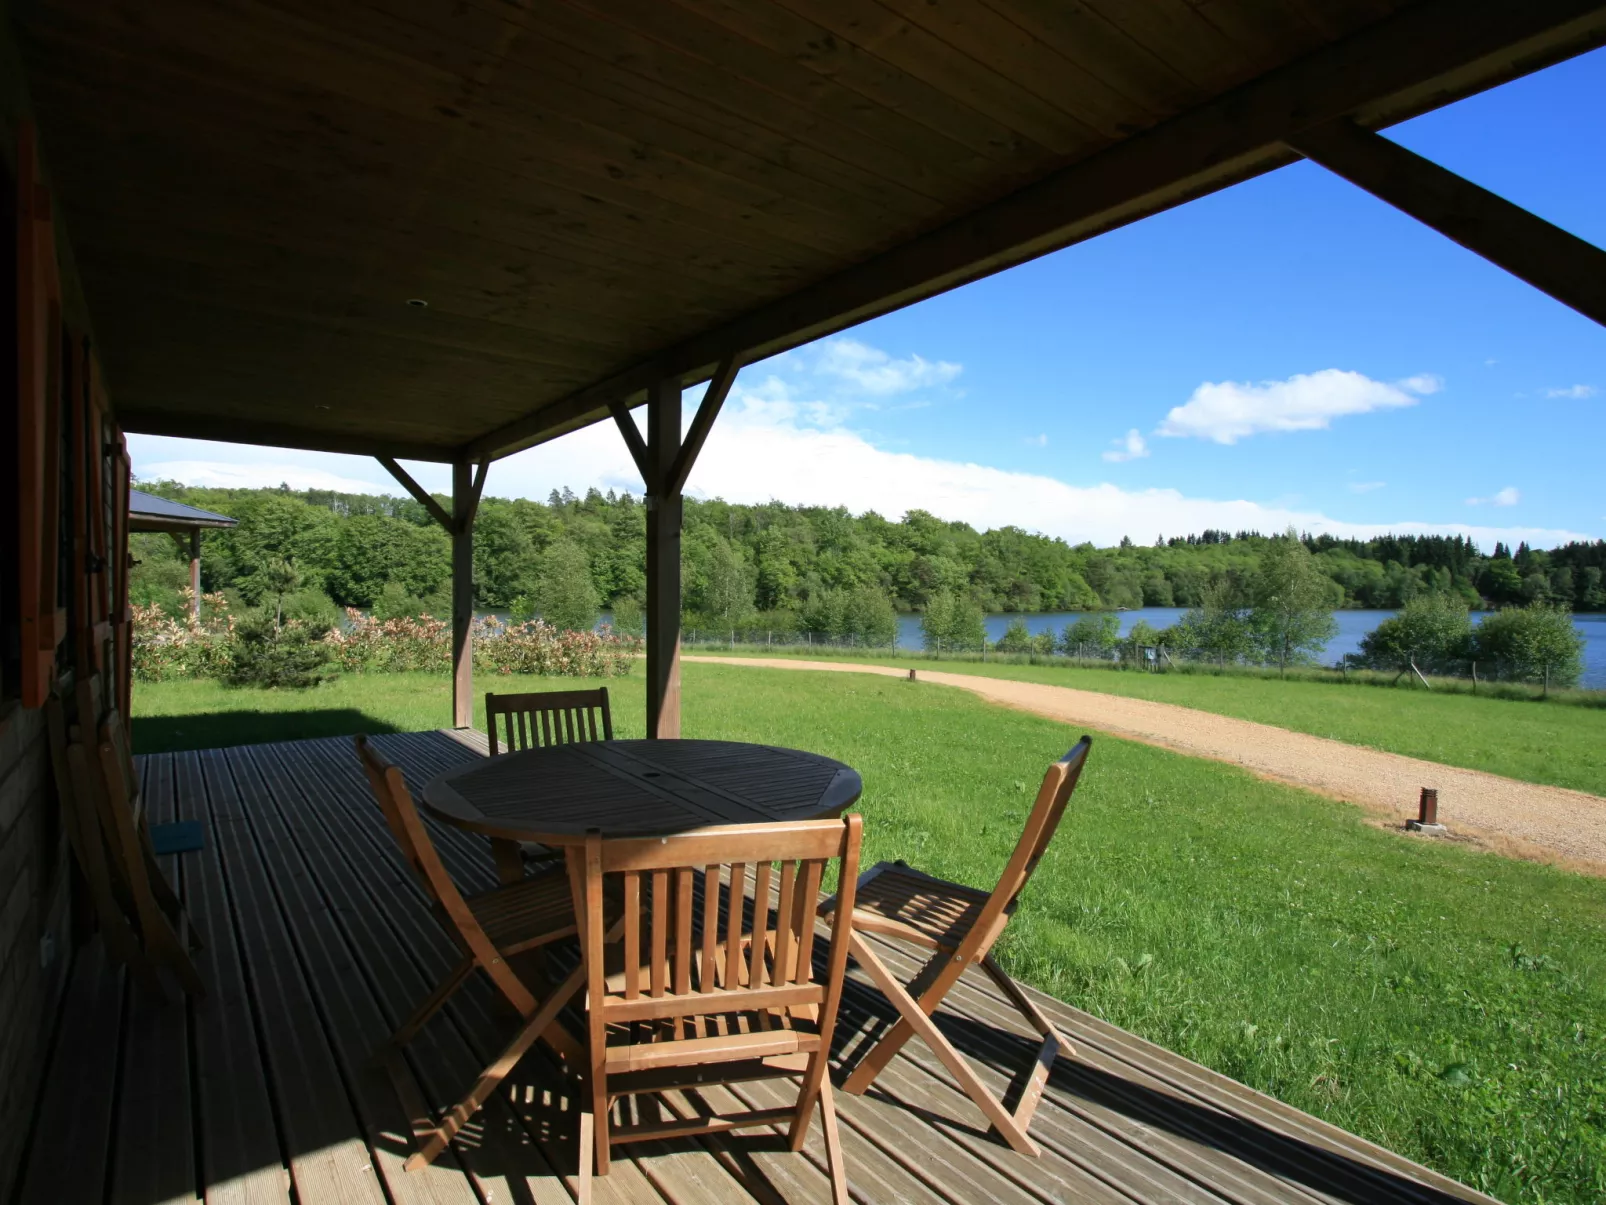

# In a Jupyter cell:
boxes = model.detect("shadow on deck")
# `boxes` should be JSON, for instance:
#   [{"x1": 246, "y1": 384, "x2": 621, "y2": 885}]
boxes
[{"x1": 15, "y1": 731, "x2": 1496, "y2": 1205}]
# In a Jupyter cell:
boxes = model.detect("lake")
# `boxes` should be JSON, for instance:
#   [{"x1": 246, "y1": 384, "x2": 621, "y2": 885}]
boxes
[{"x1": 889, "y1": 608, "x2": 1606, "y2": 690}]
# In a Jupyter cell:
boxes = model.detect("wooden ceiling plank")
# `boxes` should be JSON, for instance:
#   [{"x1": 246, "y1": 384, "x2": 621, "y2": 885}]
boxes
[
  {"x1": 116, "y1": 410, "x2": 458, "y2": 462},
  {"x1": 773, "y1": 0, "x2": 1105, "y2": 155},
  {"x1": 504, "y1": 0, "x2": 1008, "y2": 188},
  {"x1": 70, "y1": 214, "x2": 756, "y2": 348},
  {"x1": 22, "y1": 9, "x2": 896, "y2": 262},
  {"x1": 870, "y1": 0, "x2": 1162, "y2": 137},
  {"x1": 466, "y1": 0, "x2": 1606, "y2": 461},
  {"x1": 38, "y1": 97, "x2": 823, "y2": 292},
  {"x1": 306, "y1": 0, "x2": 975, "y2": 210},
  {"x1": 662, "y1": 0, "x2": 1044, "y2": 164},
  {"x1": 1287, "y1": 119, "x2": 1606, "y2": 328}
]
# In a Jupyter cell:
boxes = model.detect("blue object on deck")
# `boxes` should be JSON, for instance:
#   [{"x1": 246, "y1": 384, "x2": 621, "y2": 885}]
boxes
[{"x1": 149, "y1": 820, "x2": 205, "y2": 856}]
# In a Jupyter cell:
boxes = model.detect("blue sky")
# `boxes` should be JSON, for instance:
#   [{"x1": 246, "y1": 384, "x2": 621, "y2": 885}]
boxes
[{"x1": 133, "y1": 48, "x2": 1605, "y2": 551}]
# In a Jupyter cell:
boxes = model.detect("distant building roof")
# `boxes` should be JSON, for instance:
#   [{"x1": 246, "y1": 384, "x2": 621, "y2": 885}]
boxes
[{"x1": 128, "y1": 489, "x2": 237, "y2": 532}]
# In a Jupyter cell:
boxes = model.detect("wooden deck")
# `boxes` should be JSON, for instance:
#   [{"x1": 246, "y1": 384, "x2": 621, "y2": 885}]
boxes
[{"x1": 15, "y1": 731, "x2": 1497, "y2": 1205}]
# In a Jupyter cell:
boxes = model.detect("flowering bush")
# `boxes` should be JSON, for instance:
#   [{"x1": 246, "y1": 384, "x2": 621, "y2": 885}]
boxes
[
  {"x1": 473, "y1": 616, "x2": 640, "y2": 678},
  {"x1": 326, "y1": 610, "x2": 640, "y2": 678},
  {"x1": 136, "y1": 599, "x2": 640, "y2": 683},
  {"x1": 131, "y1": 590, "x2": 238, "y2": 681}
]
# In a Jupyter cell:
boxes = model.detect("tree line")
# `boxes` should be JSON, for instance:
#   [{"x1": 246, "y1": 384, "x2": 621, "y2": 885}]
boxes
[{"x1": 131, "y1": 482, "x2": 1606, "y2": 651}]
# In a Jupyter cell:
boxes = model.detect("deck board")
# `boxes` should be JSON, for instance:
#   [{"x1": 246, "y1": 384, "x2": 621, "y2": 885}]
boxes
[{"x1": 18, "y1": 730, "x2": 1501, "y2": 1205}]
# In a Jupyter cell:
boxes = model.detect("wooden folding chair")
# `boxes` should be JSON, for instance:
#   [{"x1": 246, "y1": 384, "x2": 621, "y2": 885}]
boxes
[
  {"x1": 485, "y1": 687, "x2": 614, "y2": 875},
  {"x1": 574, "y1": 816, "x2": 863, "y2": 1204},
  {"x1": 54, "y1": 682, "x2": 205, "y2": 998},
  {"x1": 820, "y1": 737, "x2": 1091, "y2": 1156},
  {"x1": 44, "y1": 696, "x2": 162, "y2": 994},
  {"x1": 354, "y1": 735, "x2": 602, "y2": 1169},
  {"x1": 485, "y1": 687, "x2": 612, "y2": 755}
]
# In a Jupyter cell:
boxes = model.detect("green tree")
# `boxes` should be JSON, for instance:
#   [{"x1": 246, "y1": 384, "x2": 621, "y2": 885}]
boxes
[
  {"x1": 842, "y1": 585, "x2": 897, "y2": 646},
  {"x1": 1249, "y1": 529, "x2": 1338, "y2": 674},
  {"x1": 472, "y1": 505, "x2": 539, "y2": 607},
  {"x1": 529, "y1": 541, "x2": 599, "y2": 632},
  {"x1": 371, "y1": 580, "x2": 428, "y2": 621},
  {"x1": 1172, "y1": 577, "x2": 1253, "y2": 666},
  {"x1": 1473, "y1": 604, "x2": 1585, "y2": 692},
  {"x1": 1059, "y1": 613, "x2": 1119, "y2": 659},
  {"x1": 995, "y1": 618, "x2": 1034, "y2": 653},
  {"x1": 609, "y1": 595, "x2": 644, "y2": 638},
  {"x1": 920, "y1": 590, "x2": 984, "y2": 652},
  {"x1": 703, "y1": 540, "x2": 754, "y2": 636},
  {"x1": 1358, "y1": 594, "x2": 1472, "y2": 678}
]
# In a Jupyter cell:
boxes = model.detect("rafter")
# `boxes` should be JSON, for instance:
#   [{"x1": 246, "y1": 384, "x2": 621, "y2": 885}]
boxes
[
  {"x1": 377, "y1": 456, "x2": 453, "y2": 532},
  {"x1": 1286, "y1": 119, "x2": 1606, "y2": 328},
  {"x1": 458, "y1": 0, "x2": 1606, "y2": 464},
  {"x1": 665, "y1": 356, "x2": 739, "y2": 499},
  {"x1": 610, "y1": 401, "x2": 650, "y2": 484}
]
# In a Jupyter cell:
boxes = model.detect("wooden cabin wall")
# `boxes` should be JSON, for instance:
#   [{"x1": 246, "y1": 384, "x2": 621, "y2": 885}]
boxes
[{"x1": 0, "y1": 15, "x2": 125, "y2": 1197}]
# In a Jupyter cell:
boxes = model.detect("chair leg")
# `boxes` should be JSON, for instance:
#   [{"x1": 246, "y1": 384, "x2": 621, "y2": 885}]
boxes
[
  {"x1": 847, "y1": 935, "x2": 1040, "y2": 1157},
  {"x1": 979, "y1": 954, "x2": 1073, "y2": 1137},
  {"x1": 576, "y1": 1106, "x2": 594, "y2": 1205},
  {"x1": 842, "y1": 944, "x2": 961, "y2": 1096},
  {"x1": 817, "y1": 1076, "x2": 849, "y2": 1204},
  {"x1": 391, "y1": 955, "x2": 474, "y2": 1047},
  {"x1": 406, "y1": 962, "x2": 586, "y2": 1170},
  {"x1": 788, "y1": 1049, "x2": 829, "y2": 1153}
]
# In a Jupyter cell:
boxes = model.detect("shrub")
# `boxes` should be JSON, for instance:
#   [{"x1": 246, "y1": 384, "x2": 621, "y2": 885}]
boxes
[
  {"x1": 324, "y1": 611, "x2": 639, "y2": 678},
  {"x1": 371, "y1": 580, "x2": 429, "y2": 621},
  {"x1": 921, "y1": 590, "x2": 985, "y2": 652},
  {"x1": 225, "y1": 616, "x2": 338, "y2": 689},
  {"x1": 1358, "y1": 594, "x2": 1472, "y2": 677},
  {"x1": 131, "y1": 590, "x2": 238, "y2": 681},
  {"x1": 1473, "y1": 604, "x2": 1585, "y2": 691},
  {"x1": 995, "y1": 618, "x2": 1034, "y2": 653},
  {"x1": 1060, "y1": 613, "x2": 1119, "y2": 658}
]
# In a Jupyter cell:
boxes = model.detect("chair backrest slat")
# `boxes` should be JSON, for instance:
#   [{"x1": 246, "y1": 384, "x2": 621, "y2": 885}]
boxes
[
  {"x1": 966, "y1": 738, "x2": 1091, "y2": 956},
  {"x1": 582, "y1": 819, "x2": 861, "y2": 1033},
  {"x1": 485, "y1": 688, "x2": 612, "y2": 756},
  {"x1": 724, "y1": 863, "x2": 746, "y2": 990}
]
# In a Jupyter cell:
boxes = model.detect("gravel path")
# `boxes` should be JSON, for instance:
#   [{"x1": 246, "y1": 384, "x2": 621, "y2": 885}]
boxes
[{"x1": 687, "y1": 656, "x2": 1606, "y2": 871}]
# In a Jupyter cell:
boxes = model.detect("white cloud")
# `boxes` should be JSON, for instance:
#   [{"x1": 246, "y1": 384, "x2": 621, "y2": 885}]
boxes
[
  {"x1": 1545, "y1": 384, "x2": 1598, "y2": 399},
  {"x1": 1157, "y1": 369, "x2": 1439, "y2": 444},
  {"x1": 1466, "y1": 486, "x2": 1520, "y2": 508},
  {"x1": 1347, "y1": 481, "x2": 1386, "y2": 494},
  {"x1": 1101, "y1": 429, "x2": 1149, "y2": 463},
  {"x1": 812, "y1": 338, "x2": 961, "y2": 396},
  {"x1": 127, "y1": 347, "x2": 1588, "y2": 555},
  {"x1": 136, "y1": 457, "x2": 400, "y2": 495}
]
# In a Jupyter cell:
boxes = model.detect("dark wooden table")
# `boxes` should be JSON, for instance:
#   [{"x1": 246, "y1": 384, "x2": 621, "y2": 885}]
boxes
[{"x1": 423, "y1": 739, "x2": 862, "y2": 881}]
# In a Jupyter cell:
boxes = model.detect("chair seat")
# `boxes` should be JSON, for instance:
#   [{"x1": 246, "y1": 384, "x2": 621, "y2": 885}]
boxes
[
  {"x1": 838, "y1": 860, "x2": 1009, "y2": 949},
  {"x1": 463, "y1": 867, "x2": 579, "y2": 954}
]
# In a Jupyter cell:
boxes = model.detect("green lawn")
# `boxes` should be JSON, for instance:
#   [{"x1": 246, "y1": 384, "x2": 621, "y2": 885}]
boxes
[
  {"x1": 132, "y1": 667, "x2": 1606, "y2": 1204},
  {"x1": 692, "y1": 648, "x2": 1606, "y2": 797}
]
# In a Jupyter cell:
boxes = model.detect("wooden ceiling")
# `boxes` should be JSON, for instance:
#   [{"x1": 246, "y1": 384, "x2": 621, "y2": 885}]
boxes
[{"x1": 14, "y1": 0, "x2": 1606, "y2": 462}]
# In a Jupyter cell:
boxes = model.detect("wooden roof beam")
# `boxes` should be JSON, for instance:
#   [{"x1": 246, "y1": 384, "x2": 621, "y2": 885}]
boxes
[
  {"x1": 377, "y1": 456, "x2": 453, "y2": 532},
  {"x1": 118, "y1": 410, "x2": 457, "y2": 463},
  {"x1": 1285, "y1": 119, "x2": 1606, "y2": 329},
  {"x1": 461, "y1": 0, "x2": 1606, "y2": 464}
]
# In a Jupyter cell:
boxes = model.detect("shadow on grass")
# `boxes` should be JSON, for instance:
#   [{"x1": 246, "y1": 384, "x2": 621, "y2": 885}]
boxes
[{"x1": 132, "y1": 708, "x2": 404, "y2": 754}]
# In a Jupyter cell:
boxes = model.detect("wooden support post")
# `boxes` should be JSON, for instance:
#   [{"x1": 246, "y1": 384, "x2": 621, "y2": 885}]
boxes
[
  {"x1": 633, "y1": 357, "x2": 742, "y2": 739},
  {"x1": 189, "y1": 529, "x2": 202, "y2": 620},
  {"x1": 1286, "y1": 119, "x2": 1606, "y2": 329},
  {"x1": 644, "y1": 378, "x2": 683, "y2": 740},
  {"x1": 451, "y1": 459, "x2": 474, "y2": 729}
]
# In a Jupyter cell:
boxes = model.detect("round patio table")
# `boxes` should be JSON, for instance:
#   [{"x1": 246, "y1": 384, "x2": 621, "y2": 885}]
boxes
[{"x1": 422, "y1": 739, "x2": 862, "y2": 878}]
